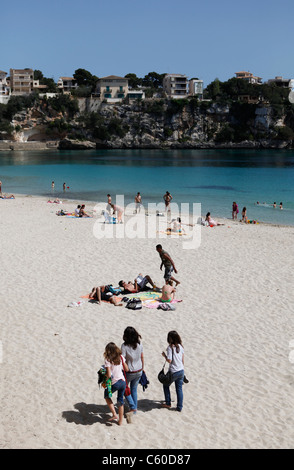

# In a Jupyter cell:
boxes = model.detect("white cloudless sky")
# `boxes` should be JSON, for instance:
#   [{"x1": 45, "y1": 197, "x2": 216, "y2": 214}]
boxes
[{"x1": 2, "y1": 0, "x2": 293, "y2": 87}]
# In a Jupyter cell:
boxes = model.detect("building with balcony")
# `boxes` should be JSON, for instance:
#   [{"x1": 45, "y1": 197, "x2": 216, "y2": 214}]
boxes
[
  {"x1": 163, "y1": 74, "x2": 188, "y2": 99},
  {"x1": 10, "y1": 68, "x2": 34, "y2": 95},
  {"x1": 266, "y1": 76, "x2": 294, "y2": 89},
  {"x1": 189, "y1": 79, "x2": 204, "y2": 99},
  {"x1": 235, "y1": 71, "x2": 262, "y2": 85},
  {"x1": 0, "y1": 70, "x2": 11, "y2": 103},
  {"x1": 127, "y1": 89, "x2": 145, "y2": 102},
  {"x1": 96, "y1": 75, "x2": 128, "y2": 103},
  {"x1": 57, "y1": 77, "x2": 78, "y2": 93}
]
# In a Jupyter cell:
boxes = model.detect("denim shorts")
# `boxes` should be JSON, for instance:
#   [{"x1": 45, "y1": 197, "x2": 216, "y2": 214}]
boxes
[
  {"x1": 164, "y1": 265, "x2": 173, "y2": 280},
  {"x1": 104, "y1": 379, "x2": 126, "y2": 406}
]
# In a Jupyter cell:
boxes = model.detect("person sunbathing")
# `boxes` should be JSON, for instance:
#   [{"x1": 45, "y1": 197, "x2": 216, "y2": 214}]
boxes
[
  {"x1": 159, "y1": 280, "x2": 176, "y2": 303},
  {"x1": 0, "y1": 194, "x2": 15, "y2": 199},
  {"x1": 79, "y1": 204, "x2": 90, "y2": 217},
  {"x1": 89, "y1": 286, "x2": 122, "y2": 306},
  {"x1": 119, "y1": 274, "x2": 157, "y2": 293},
  {"x1": 205, "y1": 212, "x2": 224, "y2": 226}
]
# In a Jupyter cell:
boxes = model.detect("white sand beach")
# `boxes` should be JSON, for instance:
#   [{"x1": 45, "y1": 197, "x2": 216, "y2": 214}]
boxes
[{"x1": 1, "y1": 195, "x2": 294, "y2": 449}]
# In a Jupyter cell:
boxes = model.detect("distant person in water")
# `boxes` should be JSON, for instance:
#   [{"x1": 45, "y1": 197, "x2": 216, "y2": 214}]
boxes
[
  {"x1": 232, "y1": 202, "x2": 239, "y2": 220},
  {"x1": 63, "y1": 182, "x2": 66, "y2": 191},
  {"x1": 0, "y1": 180, "x2": 2, "y2": 194},
  {"x1": 273, "y1": 202, "x2": 276, "y2": 208},
  {"x1": 279, "y1": 202, "x2": 283, "y2": 210},
  {"x1": 51, "y1": 181, "x2": 55, "y2": 190}
]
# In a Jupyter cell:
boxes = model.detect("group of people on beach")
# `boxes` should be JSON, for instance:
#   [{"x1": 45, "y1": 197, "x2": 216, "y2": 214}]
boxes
[
  {"x1": 232, "y1": 202, "x2": 249, "y2": 223},
  {"x1": 89, "y1": 244, "x2": 180, "y2": 307},
  {"x1": 102, "y1": 327, "x2": 186, "y2": 425},
  {"x1": 90, "y1": 244, "x2": 183, "y2": 424},
  {"x1": 104, "y1": 191, "x2": 174, "y2": 223}
]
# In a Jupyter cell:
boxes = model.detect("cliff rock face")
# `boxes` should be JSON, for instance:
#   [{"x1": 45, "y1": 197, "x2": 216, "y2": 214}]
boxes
[{"x1": 3, "y1": 97, "x2": 293, "y2": 149}]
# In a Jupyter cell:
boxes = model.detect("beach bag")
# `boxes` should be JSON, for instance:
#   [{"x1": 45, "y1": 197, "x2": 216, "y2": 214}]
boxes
[
  {"x1": 158, "y1": 363, "x2": 173, "y2": 386},
  {"x1": 158, "y1": 348, "x2": 174, "y2": 386},
  {"x1": 108, "y1": 285, "x2": 123, "y2": 295},
  {"x1": 125, "y1": 298, "x2": 142, "y2": 310},
  {"x1": 121, "y1": 356, "x2": 131, "y2": 396},
  {"x1": 157, "y1": 303, "x2": 176, "y2": 311}
]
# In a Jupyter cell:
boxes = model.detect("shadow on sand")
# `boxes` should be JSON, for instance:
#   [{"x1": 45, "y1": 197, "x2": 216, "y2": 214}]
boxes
[{"x1": 62, "y1": 398, "x2": 162, "y2": 426}]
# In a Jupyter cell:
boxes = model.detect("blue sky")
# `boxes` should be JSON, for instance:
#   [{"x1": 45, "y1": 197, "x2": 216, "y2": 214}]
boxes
[{"x1": 2, "y1": 0, "x2": 293, "y2": 87}]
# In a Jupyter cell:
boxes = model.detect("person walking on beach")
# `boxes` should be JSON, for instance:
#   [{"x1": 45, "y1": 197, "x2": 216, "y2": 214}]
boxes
[
  {"x1": 106, "y1": 194, "x2": 112, "y2": 214},
  {"x1": 156, "y1": 244, "x2": 180, "y2": 286},
  {"x1": 163, "y1": 191, "x2": 172, "y2": 212},
  {"x1": 121, "y1": 326, "x2": 144, "y2": 416},
  {"x1": 111, "y1": 203, "x2": 124, "y2": 223},
  {"x1": 103, "y1": 342, "x2": 128, "y2": 425},
  {"x1": 232, "y1": 201, "x2": 239, "y2": 220},
  {"x1": 161, "y1": 330, "x2": 185, "y2": 412},
  {"x1": 134, "y1": 192, "x2": 142, "y2": 213}
]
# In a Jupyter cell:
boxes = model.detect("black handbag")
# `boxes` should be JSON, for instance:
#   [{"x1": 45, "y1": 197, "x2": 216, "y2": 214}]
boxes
[
  {"x1": 158, "y1": 364, "x2": 173, "y2": 386},
  {"x1": 158, "y1": 348, "x2": 174, "y2": 386},
  {"x1": 125, "y1": 298, "x2": 142, "y2": 310}
]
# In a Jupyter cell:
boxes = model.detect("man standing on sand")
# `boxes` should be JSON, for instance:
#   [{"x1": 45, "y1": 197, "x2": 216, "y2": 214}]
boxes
[
  {"x1": 106, "y1": 194, "x2": 112, "y2": 214},
  {"x1": 134, "y1": 192, "x2": 142, "y2": 213},
  {"x1": 156, "y1": 244, "x2": 180, "y2": 286}
]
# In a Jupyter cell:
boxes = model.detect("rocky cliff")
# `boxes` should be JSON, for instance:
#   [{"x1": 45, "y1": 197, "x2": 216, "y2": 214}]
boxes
[{"x1": 1, "y1": 95, "x2": 293, "y2": 150}]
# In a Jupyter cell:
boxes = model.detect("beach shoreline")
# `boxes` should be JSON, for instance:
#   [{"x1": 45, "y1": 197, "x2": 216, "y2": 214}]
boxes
[
  {"x1": 1, "y1": 195, "x2": 294, "y2": 449},
  {"x1": 2, "y1": 192, "x2": 293, "y2": 228}
]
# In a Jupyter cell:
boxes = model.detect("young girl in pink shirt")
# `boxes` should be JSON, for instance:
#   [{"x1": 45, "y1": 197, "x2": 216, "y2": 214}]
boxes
[{"x1": 104, "y1": 342, "x2": 129, "y2": 425}]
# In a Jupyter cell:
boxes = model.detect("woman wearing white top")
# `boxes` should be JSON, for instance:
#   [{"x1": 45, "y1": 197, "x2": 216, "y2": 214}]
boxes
[
  {"x1": 121, "y1": 326, "x2": 144, "y2": 414},
  {"x1": 161, "y1": 330, "x2": 185, "y2": 412}
]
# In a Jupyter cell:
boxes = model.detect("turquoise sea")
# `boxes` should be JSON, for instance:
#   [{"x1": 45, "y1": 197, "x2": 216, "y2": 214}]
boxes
[{"x1": 0, "y1": 148, "x2": 294, "y2": 226}]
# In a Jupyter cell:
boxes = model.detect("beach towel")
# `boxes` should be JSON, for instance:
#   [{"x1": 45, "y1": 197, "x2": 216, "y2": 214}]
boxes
[
  {"x1": 143, "y1": 299, "x2": 182, "y2": 309},
  {"x1": 123, "y1": 291, "x2": 161, "y2": 301},
  {"x1": 80, "y1": 293, "x2": 121, "y2": 304},
  {"x1": 158, "y1": 231, "x2": 187, "y2": 236}
]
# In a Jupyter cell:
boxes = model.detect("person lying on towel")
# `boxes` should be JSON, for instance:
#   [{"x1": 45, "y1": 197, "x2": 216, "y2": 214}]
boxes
[
  {"x1": 119, "y1": 274, "x2": 157, "y2": 294},
  {"x1": 89, "y1": 285, "x2": 123, "y2": 306}
]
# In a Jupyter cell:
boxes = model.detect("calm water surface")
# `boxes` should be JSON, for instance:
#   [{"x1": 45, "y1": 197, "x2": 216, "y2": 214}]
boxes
[{"x1": 0, "y1": 148, "x2": 293, "y2": 225}]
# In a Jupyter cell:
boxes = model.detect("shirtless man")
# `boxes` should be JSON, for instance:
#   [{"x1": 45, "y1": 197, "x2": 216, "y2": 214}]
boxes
[
  {"x1": 89, "y1": 286, "x2": 122, "y2": 306},
  {"x1": 156, "y1": 244, "x2": 180, "y2": 286},
  {"x1": 134, "y1": 192, "x2": 142, "y2": 213},
  {"x1": 119, "y1": 274, "x2": 156, "y2": 293}
]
